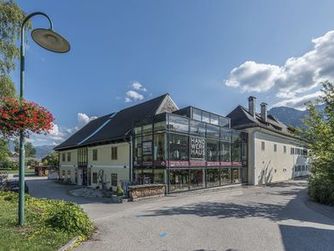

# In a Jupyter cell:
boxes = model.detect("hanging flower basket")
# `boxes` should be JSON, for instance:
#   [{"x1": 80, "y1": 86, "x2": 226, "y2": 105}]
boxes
[{"x1": 0, "y1": 97, "x2": 54, "y2": 137}]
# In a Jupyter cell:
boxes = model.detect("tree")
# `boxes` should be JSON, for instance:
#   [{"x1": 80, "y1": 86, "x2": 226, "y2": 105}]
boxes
[
  {"x1": 0, "y1": 138, "x2": 10, "y2": 161},
  {"x1": 303, "y1": 81, "x2": 334, "y2": 205},
  {"x1": 42, "y1": 151, "x2": 59, "y2": 167},
  {"x1": 14, "y1": 140, "x2": 36, "y2": 158},
  {"x1": 0, "y1": 0, "x2": 28, "y2": 99}
]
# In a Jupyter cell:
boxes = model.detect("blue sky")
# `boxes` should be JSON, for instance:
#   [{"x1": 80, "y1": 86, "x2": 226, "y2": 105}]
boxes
[{"x1": 14, "y1": 0, "x2": 334, "y2": 145}]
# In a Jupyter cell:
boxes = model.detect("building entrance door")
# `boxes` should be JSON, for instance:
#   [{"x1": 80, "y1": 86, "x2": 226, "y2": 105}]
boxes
[{"x1": 82, "y1": 167, "x2": 87, "y2": 186}]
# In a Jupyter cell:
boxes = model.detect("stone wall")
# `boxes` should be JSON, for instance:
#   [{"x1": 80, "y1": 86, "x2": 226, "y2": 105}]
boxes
[{"x1": 128, "y1": 184, "x2": 165, "y2": 201}]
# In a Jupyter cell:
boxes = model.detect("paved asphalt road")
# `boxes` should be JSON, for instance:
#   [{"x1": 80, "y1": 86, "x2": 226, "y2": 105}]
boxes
[{"x1": 27, "y1": 178, "x2": 334, "y2": 251}]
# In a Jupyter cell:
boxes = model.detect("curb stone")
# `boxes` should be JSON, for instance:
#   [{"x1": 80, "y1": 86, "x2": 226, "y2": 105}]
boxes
[{"x1": 58, "y1": 236, "x2": 80, "y2": 251}]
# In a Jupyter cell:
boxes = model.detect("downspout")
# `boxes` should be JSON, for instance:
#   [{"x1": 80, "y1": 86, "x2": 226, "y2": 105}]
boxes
[{"x1": 129, "y1": 133, "x2": 133, "y2": 183}]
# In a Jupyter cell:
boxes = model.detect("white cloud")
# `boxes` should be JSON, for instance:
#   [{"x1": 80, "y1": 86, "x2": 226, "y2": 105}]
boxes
[
  {"x1": 77, "y1": 113, "x2": 97, "y2": 127},
  {"x1": 131, "y1": 81, "x2": 147, "y2": 92},
  {"x1": 124, "y1": 81, "x2": 147, "y2": 102},
  {"x1": 29, "y1": 112, "x2": 98, "y2": 146},
  {"x1": 272, "y1": 91, "x2": 323, "y2": 110},
  {"x1": 225, "y1": 61, "x2": 282, "y2": 92},
  {"x1": 225, "y1": 30, "x2": 334, "y2": 107},
  {"x1": 125, "y1": 90, "x2": 144, "y2": 102}
]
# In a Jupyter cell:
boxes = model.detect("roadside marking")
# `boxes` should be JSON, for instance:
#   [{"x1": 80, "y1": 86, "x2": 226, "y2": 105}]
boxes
[
  {"x1": 160, "y1": 232, "x2": 168, "y2": 238},
  {"x1": 278, "y1": 219, "x2": 334, "y2": 230}
]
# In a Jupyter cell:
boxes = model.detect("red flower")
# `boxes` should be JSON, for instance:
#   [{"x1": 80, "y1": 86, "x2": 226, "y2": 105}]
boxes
[{"x1": 0, "y1": 97, "x2": 55, "y2": 137}]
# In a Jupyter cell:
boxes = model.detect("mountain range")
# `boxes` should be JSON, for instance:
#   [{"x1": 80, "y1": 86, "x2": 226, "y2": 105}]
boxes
[
  {"x1": 268, "y1": 104, "x2": 325, "y2": 128},
  {"x1": 35, "y1": 145, "x2": 55, "y2": 159}
]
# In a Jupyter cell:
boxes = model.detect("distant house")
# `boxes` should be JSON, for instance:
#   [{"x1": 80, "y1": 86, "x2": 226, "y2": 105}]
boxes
[{"x1": 227, "y1": 96, "x2": 309, "y2": 185}]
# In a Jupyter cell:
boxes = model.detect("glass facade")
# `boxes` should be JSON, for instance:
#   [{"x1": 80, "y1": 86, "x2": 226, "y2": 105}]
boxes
[{"x1": 133, "y1": 107, "x2": 247, "y2": 193}]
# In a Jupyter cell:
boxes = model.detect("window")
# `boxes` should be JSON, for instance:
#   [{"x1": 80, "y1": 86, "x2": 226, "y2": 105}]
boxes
[
  {"x1": 210, "y1": 114, "x2": 219, "y2": 125},
  {"x1": 192, "y1": 108, "x2": 202, "y2": 121},
  {"x1": 221, "y1": 168, "x2": 231, "y2": 184},
  {"x1": 220, "y1": 128, "x2": 231, "y2": 142},
  {"x1": 206, "y1": 124, "x2": 220, "y2": 138},
  {"x1": 206, "y1": 139, "x2": 219, "y2": 161},
  {"x1": 290, "y1": 147, "x2": 294, "y2": 155},
  {"x1": 168, "y1": 114, "x2": 189, "y2": 133},
  {"x1": 78, "y1": 147, "x2": 88, "y2": 166},
  {"x1": 111, "y1": 173, "x2": 117, "y2": 186},
  {"x1": 283, "y1": 145, "x2": 287, "y2": 153},
  {"x1": 274, "y1": 144, "x2": 277, "y2": 152},
  {"x1": 93, "y1": 149, "x2": 98, "y2": 161},
  {"x1": 202, "y1": 112, "x2": 210, "y2": 123},
  {"x1": 154, "y1": 133, "x2": 165, "y2": 161},
  {"x1": 111, "y1": 147, "x2": 118, "y2": 160},
  {"x1": 220, "y1": 142, "x2": 231, "y2": 162},
  {"x1": 207, "y1": 168, "x2": 220, "y2": 187},
  {"x1": 142, "y1": 141, "x2": 152, "y2": 156},
  {"x1": 219, "y1": 117, "x2": 230, "y2": 128},
  {"x1": 67, "y1": 170, "x2": 71, "y2": 176},
  {"x1": 169, "y1": 134, "x2": 189, "y2": 160},
  {"x1": 189, "y1": 120, "x2": 206, "y2": 136},
  {"x1": 154, "y1": 121, "x2": 166, "y2": 132},
  {"x1": 261, "y1": 142, "x2": 265, "y2": 151},
  {"x1": 232, "y1": 143, "x2": 241, "y2": 162},
  {"x1": 67, "y1": 152, "x2": 71, "y2": 162},
  {"x1": 134, "y1": 126, "x2": 142, "y2": 135},
  {"x1": 61, "y1": 170, "x2": 65, "y2": 177},
  {"x1": 62, "y1": 153, "x2": 65, "y2": 162},
  {"x1": 92, "y1": 172, "x2": 98, "y2": 183},
  {"x1": 169, "y1": 169, "x2": 189, "y2": 192}
]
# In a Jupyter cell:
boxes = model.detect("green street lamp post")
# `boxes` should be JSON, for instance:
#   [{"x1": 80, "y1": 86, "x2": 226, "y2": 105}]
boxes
[{"x1": 19, "y1": 12, "x2": 70, "y2": 226}]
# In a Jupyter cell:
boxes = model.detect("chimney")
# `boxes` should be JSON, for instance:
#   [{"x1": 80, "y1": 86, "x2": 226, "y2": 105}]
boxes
[
  {"x1": 248, "y1": 96, "x2": 256, "y2": 118},
  {"x1": 260, "y1": 102, "x2": 268, "y2": 123}
]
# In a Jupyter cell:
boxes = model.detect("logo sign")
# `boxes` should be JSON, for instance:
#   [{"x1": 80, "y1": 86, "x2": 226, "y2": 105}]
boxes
[
  {"x1": 142, "y1": 141, "x2": 152, "y2": 155},
  {"x1": 190, "y1": 137, "x2": 205, "y2": 159}
]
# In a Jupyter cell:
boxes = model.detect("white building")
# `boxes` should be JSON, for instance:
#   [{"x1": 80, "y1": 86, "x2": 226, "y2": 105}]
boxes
[
  {"x1": 227, "y1": 96, "x2": 309, "y2": 185},
  {"x1": 55, "y1": 94, "x2": 309, "y2": 192}
]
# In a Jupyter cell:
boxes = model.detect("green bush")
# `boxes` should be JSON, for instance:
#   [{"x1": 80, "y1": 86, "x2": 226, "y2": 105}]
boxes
[
  {"x1": 0, "y1": 159, "x2": 18, "y2": 170},
  {"x1": 46, "y1": 202, "x2": 93, "y2": 235},
  {"x1": 308, "y1": 174, "x2": 334, "y2": 205}
]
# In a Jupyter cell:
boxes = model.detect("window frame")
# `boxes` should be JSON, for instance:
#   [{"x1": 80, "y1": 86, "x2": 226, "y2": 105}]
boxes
[
  {"x1": 261, "y1": 141, "x2": 265, "y2": 151},
  {"x1": 111, "y1": 146, "x2": 118, "y2": 160},
  {"x1": 92, "y1": 149, "x2": 98, "y2": 161}
]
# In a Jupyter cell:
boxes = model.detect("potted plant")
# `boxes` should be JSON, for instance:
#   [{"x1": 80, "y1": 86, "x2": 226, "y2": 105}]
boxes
[{"x1": 113, "y1": 185, "x2": 124, "y2": 203}]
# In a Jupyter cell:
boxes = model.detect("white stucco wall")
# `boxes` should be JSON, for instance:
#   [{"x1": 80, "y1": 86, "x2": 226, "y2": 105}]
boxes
[
  {"x1": 88, "y1": 142, "x2": 130, "y2": 190},
  {"x1": 59, "y1": 142, "x2": 130, "y2": 189},
  {"x1": 247, "y1": 128, "x2": 309, "y2": 185},
  {"x1": 59, "y1": 149, "x2": 77, "y2": 184}
]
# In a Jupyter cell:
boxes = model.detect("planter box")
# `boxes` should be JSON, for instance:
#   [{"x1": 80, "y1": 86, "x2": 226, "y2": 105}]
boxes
[{"x1": 128, "y1": 184, "x2": 165, "y2": 201}]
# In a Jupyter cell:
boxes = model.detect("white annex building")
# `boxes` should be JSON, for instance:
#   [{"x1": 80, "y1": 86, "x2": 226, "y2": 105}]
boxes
[{"x1": 227, "y1": 96, "x2": 309, "y2": 185}]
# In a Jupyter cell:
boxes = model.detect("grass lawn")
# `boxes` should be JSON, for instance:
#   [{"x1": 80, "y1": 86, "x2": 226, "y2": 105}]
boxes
[{"x1": 0, "y1": 192, "x2": 93, "y2": 251}]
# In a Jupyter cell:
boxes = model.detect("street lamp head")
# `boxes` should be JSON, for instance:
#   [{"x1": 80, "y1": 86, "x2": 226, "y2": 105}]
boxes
[{"x1": 31, "y1": 28, "x2": 70, "y2": 53}]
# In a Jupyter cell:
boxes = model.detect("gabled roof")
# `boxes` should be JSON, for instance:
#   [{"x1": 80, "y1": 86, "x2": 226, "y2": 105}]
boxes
[
  {"x1": 226, "y1": 105, "x2": 295, "y2": 137},
  {"x1": 55, "y1": 94, "x2": 173, "y2": 151},
  {"x1": 54, "y1": 114, "x2": 113, "y2": 150}
]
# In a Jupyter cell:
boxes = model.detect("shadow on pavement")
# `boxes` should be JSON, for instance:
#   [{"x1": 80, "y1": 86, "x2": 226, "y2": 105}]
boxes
[
  {"x1": 280, "y1": 224, "x2": 334, "y2": 251},
  {"x1": 26, "y1": 178, "x2": 114, "y2": 205}
]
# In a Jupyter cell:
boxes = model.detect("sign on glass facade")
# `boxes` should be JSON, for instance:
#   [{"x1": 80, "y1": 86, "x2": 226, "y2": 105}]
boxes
[{"x1": 190, "y1": 137, "x2": 205, "y2": 159}]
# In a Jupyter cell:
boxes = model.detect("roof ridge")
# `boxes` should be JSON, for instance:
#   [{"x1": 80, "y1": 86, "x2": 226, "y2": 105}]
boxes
[{"x1": 119, "y1": 93, "x2": 169, "y2": 113}]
